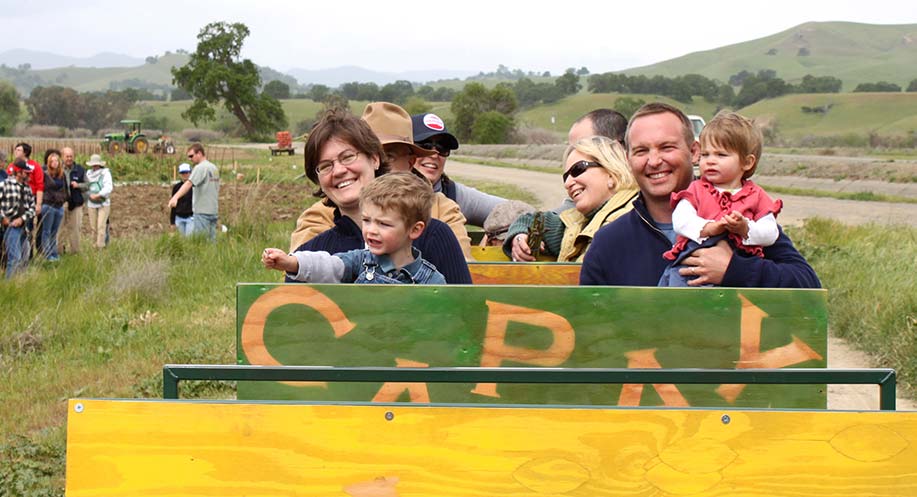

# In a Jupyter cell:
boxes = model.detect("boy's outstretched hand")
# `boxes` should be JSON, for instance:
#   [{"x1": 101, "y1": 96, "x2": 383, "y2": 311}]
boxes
[{"x1": 262, "y1": 248, "x2": 298, "y2": 273}]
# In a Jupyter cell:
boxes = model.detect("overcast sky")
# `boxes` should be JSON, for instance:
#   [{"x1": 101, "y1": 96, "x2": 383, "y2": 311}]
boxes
[{"x1": 2, "y1": 0, "x2": 916, "y2": 74}]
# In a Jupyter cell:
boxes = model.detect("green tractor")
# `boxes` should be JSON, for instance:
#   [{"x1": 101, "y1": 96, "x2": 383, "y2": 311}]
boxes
[{"x1": 101, "y1": 120, "x2": 151, "y2": 154}]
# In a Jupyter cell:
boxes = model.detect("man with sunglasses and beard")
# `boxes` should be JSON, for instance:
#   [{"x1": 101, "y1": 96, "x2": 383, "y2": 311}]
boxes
[
  {"x1": 579, "y1": 102, "x2": 819, "y2": 288},
  {"x1": 412, "y1": 113, "x2": 506, "y2": 227}
]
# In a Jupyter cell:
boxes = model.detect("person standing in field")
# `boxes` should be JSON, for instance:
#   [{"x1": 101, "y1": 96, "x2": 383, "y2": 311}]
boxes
[
  {"x1": 170, "y1": 163, "x2": 194, "y2": 236},
  {"x1": 85, "y1": 154, "x2": 113, "y2": 249},
  {"x1": 6, "y1": 142, "x2": 43, "y2": 219},
  {"x1": 169, "y1": 144, "x2": 219, "y2": 242},
  {"x1": 59, "y1": 147, "x2": 88, "y2": 254},
  {"x1": 1, "y1": 160, "x2": 36, "y2": 278},
  {"x1": 39, "y1": 149, "x2": 68, "y2": 261}
]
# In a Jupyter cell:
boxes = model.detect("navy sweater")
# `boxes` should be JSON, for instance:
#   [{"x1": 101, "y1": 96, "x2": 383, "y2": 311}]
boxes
[
  {"x1": 580, "y1": 195, "x2": 821, "y2": 288},
  {"x1": 291, "y1": 211, "x2": 471, "y2": 284}
]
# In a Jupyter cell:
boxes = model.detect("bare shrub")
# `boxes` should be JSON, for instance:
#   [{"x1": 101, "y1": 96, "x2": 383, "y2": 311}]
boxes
[
  {"x1": 14, "y1": 124, "x2": 66, "y2": 138},
  {"x1": 97, "y1": 127, "x2": 119, "y2": 138},
  {"x1": 513, "y1": 125, "x2": 562, "y2": 145},
  {"x1": 181, "y1": 128, "x2": 224, "y2": 143},
  {"x1": 66, "y1": 128, "x2": 94, "y2": 138},
  {"x1": 0, "y1": 314, "x2": 47, "y2": 365},
  {"x1": 110, "y1": 257, "x2": 170, "y2": 302}
]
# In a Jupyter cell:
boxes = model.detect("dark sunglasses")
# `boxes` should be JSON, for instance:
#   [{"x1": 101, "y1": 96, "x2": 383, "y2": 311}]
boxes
[
  {"x1": 562, "y1": 160, "x2": 602, "y2": 182},
  {"x1": 417, "y1": 141, "x2": 451, "y2": 157}
]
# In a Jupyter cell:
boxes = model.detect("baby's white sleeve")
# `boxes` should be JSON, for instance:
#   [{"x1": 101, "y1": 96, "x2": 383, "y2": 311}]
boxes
[
  {"x1": 672, "y1": 200, "x2": 714, "y2": 244},
  {"x1": 744, "y1": 213, "x2": 779, "y2": 247}
]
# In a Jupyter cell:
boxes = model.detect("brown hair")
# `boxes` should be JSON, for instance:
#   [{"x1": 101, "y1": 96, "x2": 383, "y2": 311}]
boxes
[
  {"x1": 625, "y1": 102, "x2": 694, "y2": 152},
  {"x1": 359, "y1": 172, "x2": 434, "y2": 226},
  {"x1": 186, "y1": 143, "x2": 205, "y2": 156},
  {"x1": 45, "y1": 150, "x2": 64, "y2": 179},
  {"x1": 700, "y1": 111, "x2": 763, "y2": 179},
  {"x1": 304, "y1": 109, "x2": 389, "y2": 202}
]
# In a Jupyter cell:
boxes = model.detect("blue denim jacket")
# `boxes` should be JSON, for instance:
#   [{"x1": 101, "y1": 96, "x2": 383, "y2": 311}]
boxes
[{"x1": 287, "y1": 247, "x2": 445, "y2": 285}]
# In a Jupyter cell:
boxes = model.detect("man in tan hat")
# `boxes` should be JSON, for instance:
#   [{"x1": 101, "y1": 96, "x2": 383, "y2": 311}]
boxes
[{"x1": 289, "y1": 102, "x2": 472, "y2": 257}]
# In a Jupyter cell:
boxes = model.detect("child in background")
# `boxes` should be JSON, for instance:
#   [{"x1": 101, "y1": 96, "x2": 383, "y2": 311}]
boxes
[
  {"x1": 262, "y1": 173, "x2": 446, "y2": 284},
  {"x1": 659, "y1": 112, "x2": 783, "y2": 286},
  {"x1": 170, "y1": 163, "x2": 194, "y2": 236}
]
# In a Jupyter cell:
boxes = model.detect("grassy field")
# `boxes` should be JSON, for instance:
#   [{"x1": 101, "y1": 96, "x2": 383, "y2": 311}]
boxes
[
  {"x1": 517, "y1": 92, "x2": 719, "y2": 132},
  {"x1": 740, "y1": 92, "x2": 917, "y2": 141}
]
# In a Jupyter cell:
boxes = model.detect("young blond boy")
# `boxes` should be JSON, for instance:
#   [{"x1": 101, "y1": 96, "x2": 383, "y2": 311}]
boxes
[{"x1": 263, "y1": 173, "x2": 446, "y2": 284}]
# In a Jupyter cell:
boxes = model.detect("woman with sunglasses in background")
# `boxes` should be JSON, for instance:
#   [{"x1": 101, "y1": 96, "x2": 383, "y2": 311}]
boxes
[
  {"x1": 411, "y1": 113, "x2": 507, "y2": 227},
  {"x1": 288, "y1": 108, "x2": 471, "y2": 284},
  {"x1": 503, "y1": 136, "x2": 638, "y2": 262}
]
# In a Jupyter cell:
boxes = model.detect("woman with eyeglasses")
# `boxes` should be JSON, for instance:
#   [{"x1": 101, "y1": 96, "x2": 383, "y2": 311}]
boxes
[
  {"x1": 288, "y1": 109, "x2": 471, "y2": 284},
  {"x1": 503, "y1": 136, "x2": 639, "y2": 262},
  {"x1": 290, "y1": 103, "x2": 472, "y2": 258}
]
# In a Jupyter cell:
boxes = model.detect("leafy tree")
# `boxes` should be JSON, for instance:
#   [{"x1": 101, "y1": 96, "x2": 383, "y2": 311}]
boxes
[
  {"x1": 907, "y1": 79, "x2": 917, "y2": 92},
  {"x1": 26, "y1": 86, "x2": 83, "y2": 129},
  {"x1": 26, "y1": 86, "x2": 137, "y2": 132},
  {"x1": 555, "y1": 69, "x2": 582, "y2": 96},
  {"x1": 308, "y1": 84, "x2": 331, "y2": 102},
  {"x1": 171, "y1": 21, "x2": 287, "y2": 137},
  {"x1": 613, "y1": 97, "x2": 646, "y2": 120},
  {"x1": 796, "y1": 74, "x2": 842, "y2": 94},
  {"x1": 0, "y1": 80, "x2": 20, "y2": 135},
  {"x1": 471, "y1": 111, "x2": 513, "y2": 144},
  {"x1": 853, "y1": 81, "x2": 902, "y2": 92},
  {"x1": 379, "y1": 80, "x2": 414, "y2": 105},
  {"x1": 263, "y1": 80, "x2": 291, "y2": 100},
  {"x1": 576, "y1": 67, "x2": 590, "y2": 76},
  {"x1": 728, "y1": 70, "x2": 753, "y2": 87},
  {"x1": 450, "y1": 82, "x2": 518, "y2": 142},
  {"x1": 403, "y1": 96, "x2": 431, "y2": 115}
]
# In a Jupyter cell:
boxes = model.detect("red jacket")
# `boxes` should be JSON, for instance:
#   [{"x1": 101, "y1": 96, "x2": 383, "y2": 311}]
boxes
[{"x1": 6, "y1": 159, "x2": 44, "y2": 195}]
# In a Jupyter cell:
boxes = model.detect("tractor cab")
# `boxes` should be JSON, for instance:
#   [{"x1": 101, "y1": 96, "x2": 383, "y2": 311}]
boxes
[{"x1": 101, "y1": 120, "x2": 150, "y2": 154}]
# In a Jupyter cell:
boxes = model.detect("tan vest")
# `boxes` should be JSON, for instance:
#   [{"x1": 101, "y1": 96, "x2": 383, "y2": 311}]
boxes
[{"x1": 557, "y1": 188, "x2": 639, "y2": 262}]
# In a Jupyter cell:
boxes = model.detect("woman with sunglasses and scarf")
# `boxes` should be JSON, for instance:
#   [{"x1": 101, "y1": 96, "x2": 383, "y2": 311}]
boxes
[{"x1": 503, "y1": 136, "x2": 639, "y2": 262}]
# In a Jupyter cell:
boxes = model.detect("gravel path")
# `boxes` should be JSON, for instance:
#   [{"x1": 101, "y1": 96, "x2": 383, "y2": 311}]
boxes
[
  {"x1": 450, "y1": 160, "x2": 917, "y2": 227},
  {"x1": 449, "y1": 158, "x2": 915, "y2": 411}
]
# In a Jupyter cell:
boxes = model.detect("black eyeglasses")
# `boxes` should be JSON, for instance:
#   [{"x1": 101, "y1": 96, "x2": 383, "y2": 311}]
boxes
[
  {"x1": 562, "y1": 160, "x2": 602, "y2": 182},
  {"x1": 417, "y1": 141, "x2": 451, "y2": 157}
]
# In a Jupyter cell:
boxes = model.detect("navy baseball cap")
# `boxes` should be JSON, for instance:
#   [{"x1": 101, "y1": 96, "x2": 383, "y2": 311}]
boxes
[{"x1": 411, "y1": 113, "x2": 459, "y2": 150}]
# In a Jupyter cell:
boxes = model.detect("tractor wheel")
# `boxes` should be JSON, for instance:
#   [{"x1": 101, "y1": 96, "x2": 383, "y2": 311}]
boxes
[
  {"x1": 108, "y1": 141, "x2": 123, "y2": 154},
  {"x1": 133, "y1": 138, "x2": 149, "y2": 154},
  {"x1": 165, "y1": 143, "x2": 176, "y2": 154}
]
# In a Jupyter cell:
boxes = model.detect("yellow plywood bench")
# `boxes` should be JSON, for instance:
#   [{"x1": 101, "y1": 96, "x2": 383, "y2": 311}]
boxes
[
  {"x1": 467, "y1": 262, "x2": 580, "y2": 284},
  {"x1": 66, "y1": 398, "x2": 917, "y2": 496}
]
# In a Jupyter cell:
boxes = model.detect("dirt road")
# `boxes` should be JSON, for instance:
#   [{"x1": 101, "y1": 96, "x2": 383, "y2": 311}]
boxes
[
  {"x1": 449, "y1": 158, "x2": 915, "y2": 411},
  {"x1": 450, "y1": 160, "x2": 917, "y2": 227}
]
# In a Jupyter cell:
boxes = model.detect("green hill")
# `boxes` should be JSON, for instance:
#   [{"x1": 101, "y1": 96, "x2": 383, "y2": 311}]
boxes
[
  {"x1": 622, "y1": 22, "x2": 917, "y2": 91},
  {"x1": 738, "y1": 92, "x2": 917, "y2": 139},
  {"x1": 33, "y1": 53, "x2": 190, "y2": 92},
  {"x1": 517, "y1": 93, "x2": 719, "y2": 132}
]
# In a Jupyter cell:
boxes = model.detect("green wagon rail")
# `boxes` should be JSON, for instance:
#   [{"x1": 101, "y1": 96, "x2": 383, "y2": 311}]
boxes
[{"x1": 162, "y1": 365, "x2": 897, "y2": 410}]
